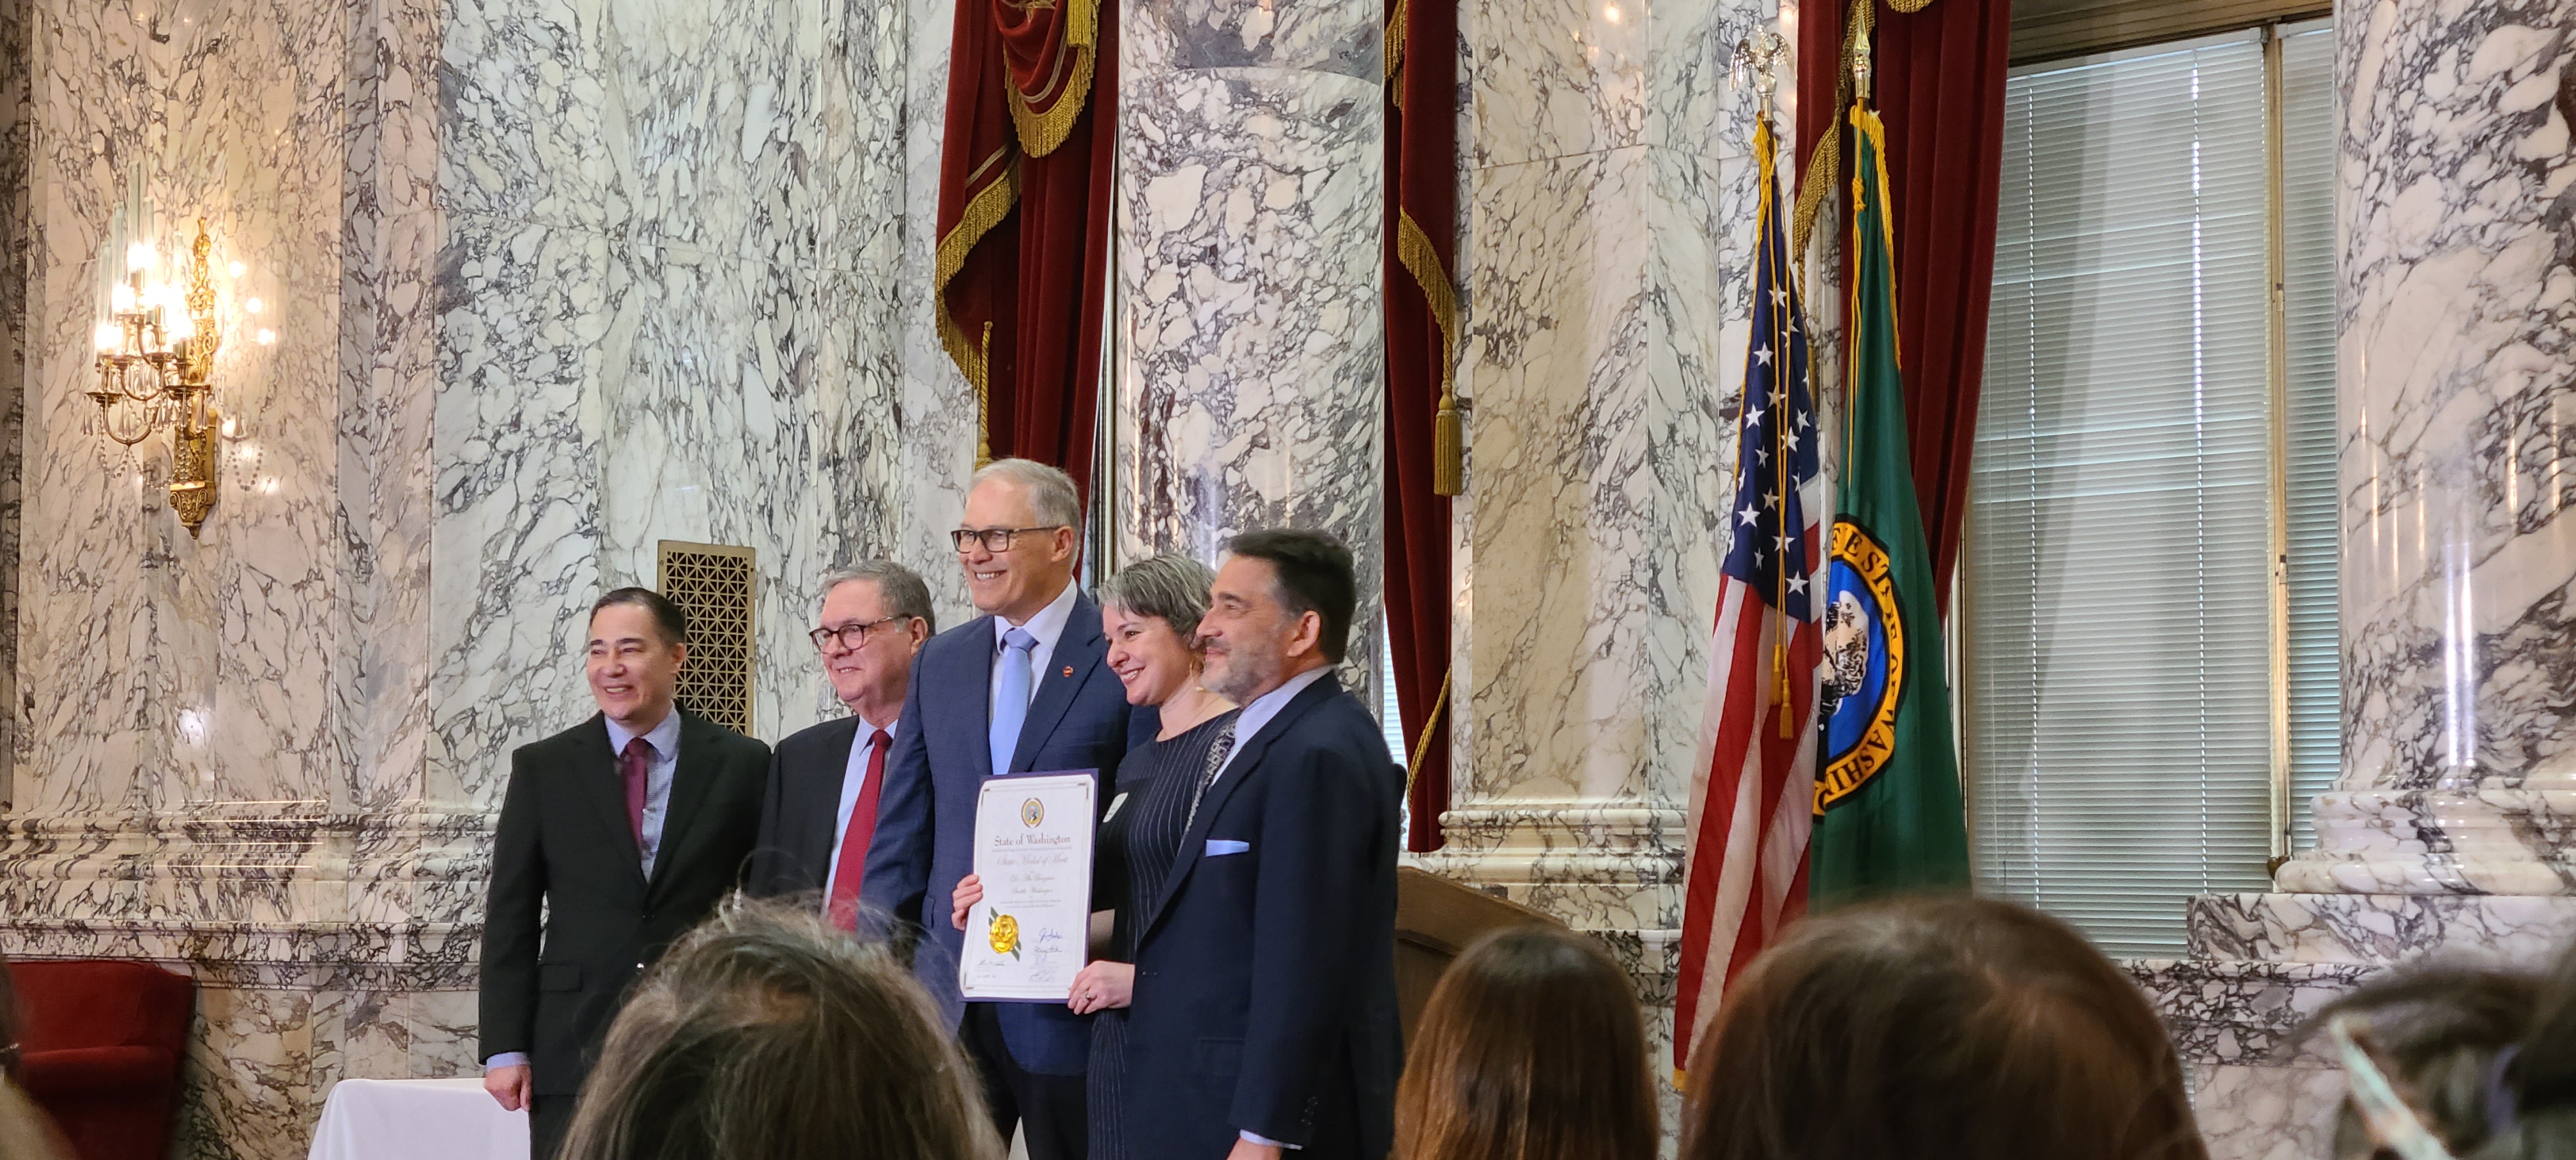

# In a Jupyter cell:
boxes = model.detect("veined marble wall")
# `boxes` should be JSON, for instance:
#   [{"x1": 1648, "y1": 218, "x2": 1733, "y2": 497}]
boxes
[
  {"x1": 0, "y1": 0, "x2": 24, "y2": 814},
  {"x1": 1107, "y1": 0, "x2": 1389, "y2": 701},
  {"x1": 1416, "y1": 0, "x2": 1767, "y2": 1082},
  {"x1": 1, "y1": 0, "x2": 940, "y2": 1154}
]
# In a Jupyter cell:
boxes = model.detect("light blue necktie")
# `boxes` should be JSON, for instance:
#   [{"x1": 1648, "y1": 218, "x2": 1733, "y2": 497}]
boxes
[{"x1": 989, "y1": 627, "x2": 1038, "y2": 775}]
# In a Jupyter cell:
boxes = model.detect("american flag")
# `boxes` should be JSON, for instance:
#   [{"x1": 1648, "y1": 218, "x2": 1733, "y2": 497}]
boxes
[{"x1": 1674, "y1": 117, "x2": 1825, "y2": 1077}]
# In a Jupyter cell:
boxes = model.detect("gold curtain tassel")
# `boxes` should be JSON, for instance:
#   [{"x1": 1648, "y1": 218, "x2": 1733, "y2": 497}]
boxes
[{"x1": 1432, "y1": 392, "x2": 1463, "y2": 496}]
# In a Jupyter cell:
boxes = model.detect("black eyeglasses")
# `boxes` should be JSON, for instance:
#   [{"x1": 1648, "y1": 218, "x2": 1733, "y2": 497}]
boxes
[
  {"x1": 950, "y1": 526, "x2": 1066, "y2": 553},
  {"x1": 809, "y1": 616, "x2": 908, "y2": 651}
]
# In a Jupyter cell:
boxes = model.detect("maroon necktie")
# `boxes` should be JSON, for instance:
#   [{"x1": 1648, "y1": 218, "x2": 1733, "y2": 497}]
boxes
[
  {"x1": 620, "y1": 736, "x2": 652, "y2": 852},
  {"x1": 826, "y1": 729, "x2": 893, "y2": 931}
]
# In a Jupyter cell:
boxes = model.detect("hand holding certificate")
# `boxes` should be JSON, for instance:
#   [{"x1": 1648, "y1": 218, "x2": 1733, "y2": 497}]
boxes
[{"x1": 958, "y1": 771, "x2": 1096, "y2": 1002}]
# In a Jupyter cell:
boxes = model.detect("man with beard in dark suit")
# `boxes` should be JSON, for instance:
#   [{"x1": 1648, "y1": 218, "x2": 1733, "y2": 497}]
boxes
[
  {"x1": 1119, "y1": 530, "x2": 1403, "y2": 1160},
  {"x1": 478, "y1": 588, "x2": 771, "y2": 1159}
]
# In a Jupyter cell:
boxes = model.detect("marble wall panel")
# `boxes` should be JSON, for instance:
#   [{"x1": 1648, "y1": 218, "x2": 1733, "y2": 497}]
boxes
[
  {"x1": 0, "y1": 0, "x2": 26, "y2": 812},
  {"x1": 1111, "y1": 0, "x2": 1388, "y2": 698},
  {"x1": 887, "y1": 0, "x2": 976, "y2": 625},
  {"x1": 19, "y1": 0, "x2": 351, "y2": 820},
  {"x1": 430, "y1": 0, "x2": 921, "y2": 798}
]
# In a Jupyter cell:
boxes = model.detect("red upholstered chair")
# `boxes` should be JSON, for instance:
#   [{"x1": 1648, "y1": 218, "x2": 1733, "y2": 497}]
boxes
[{"x1": 8, "y1": 960, "x2": 194, "y2": 1160}]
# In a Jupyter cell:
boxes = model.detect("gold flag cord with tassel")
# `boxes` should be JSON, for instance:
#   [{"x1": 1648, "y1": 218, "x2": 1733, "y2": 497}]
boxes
[{"x1": 1788, "y1": 0, "x2": 1935, "y2": 275}]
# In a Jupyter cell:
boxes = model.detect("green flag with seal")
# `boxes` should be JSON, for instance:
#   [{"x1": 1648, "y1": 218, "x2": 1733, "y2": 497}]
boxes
[{"x1": 1811, "y1": 102, "x2": 1971, "y2": 906}]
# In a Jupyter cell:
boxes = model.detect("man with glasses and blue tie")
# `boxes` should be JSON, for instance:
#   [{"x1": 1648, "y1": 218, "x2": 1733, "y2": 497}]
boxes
[
  {"x1": 863, "y1": 458, "x2": 1154, "y2": 1160},
  {"x1": 746, "y1": 560, "x2": 935, "y2": 920}
]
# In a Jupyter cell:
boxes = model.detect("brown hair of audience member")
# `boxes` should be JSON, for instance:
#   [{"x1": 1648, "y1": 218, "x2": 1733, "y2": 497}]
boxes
[
  {"x1": 1685, "y1": 894, "x2": 2206, "y2": 1160},
  {"x1": 1396, "y1": 926, "x2": 1657, "y2": 1160},
  {"x1": 556, "y1": 896, "x2": 999, "y2": 1160}
]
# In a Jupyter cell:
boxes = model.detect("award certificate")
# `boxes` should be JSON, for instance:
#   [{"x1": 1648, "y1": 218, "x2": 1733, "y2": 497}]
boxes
[{"x1": 958, "y1": 770, "x2": 1096, "y2": 1002}]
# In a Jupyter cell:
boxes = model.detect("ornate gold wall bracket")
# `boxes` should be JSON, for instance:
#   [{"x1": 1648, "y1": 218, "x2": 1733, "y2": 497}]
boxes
[{"x1": 91, "y1": 218, "x2": 237, "y2": 538}]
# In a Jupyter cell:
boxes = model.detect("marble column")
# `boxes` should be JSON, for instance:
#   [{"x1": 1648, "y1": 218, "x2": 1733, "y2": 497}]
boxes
[
  {"x1": 1107, "y1": 0, "x2": 1388, "y2": 697},
  {"x1": 2190, "y1": 0, "x2": 2576, "y2": 965},
  {"x1": 1406, "y1": 0, "x2": 1767, "y2": 1106},
  {"x1": 2149, "y1": 5, "x2": 2576, "y2": 1155}
]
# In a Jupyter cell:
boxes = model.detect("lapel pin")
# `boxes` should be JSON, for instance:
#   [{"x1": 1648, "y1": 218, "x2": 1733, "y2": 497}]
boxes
[{"x1": 1062, "y1": 665, "x2": 1074, "y2": 677}]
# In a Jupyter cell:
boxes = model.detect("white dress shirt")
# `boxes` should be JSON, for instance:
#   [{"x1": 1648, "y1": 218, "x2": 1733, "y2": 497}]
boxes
[
  {"x1": 990, "y1": 578, "x2": 1081, "y2": 719},
  {"x1": 820, "y1": 714, "x2": 899, "y2": 908}
]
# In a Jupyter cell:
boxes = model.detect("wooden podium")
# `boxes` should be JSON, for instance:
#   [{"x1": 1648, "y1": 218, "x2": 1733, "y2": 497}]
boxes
[{"x1": 1392, "y1": 867, "x2": 1566, "y2": 1037}]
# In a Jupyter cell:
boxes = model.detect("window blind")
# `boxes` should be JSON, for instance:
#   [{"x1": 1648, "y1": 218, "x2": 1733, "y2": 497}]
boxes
[
  {"x1": 1969, "y1": 34, "x2": 2278, "y2": 956},
  {"x1": 2278, "y1": 22, "x2": 2342, "y2": 848}
]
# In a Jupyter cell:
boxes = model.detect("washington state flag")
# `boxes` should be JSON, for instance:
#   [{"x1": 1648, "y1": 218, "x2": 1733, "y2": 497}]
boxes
[{"x1": 1810, "y1": 103, "x2": 1971, "y2": 906}]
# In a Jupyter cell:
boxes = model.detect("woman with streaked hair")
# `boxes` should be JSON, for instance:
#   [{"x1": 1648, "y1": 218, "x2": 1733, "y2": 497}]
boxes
[
  {"x1": 1685, "y1": 894, "x2": 2206, "y2": 1160},
  {"x1": 1396, "y1": 926, "x2": 1658, "y2": 1160},
  {"x1": 951, "y1": 551, "x2": 1236, "y2": 1160},
  {"x1": 555, "y1": 896, "x2": 998, "y2": 1160}
]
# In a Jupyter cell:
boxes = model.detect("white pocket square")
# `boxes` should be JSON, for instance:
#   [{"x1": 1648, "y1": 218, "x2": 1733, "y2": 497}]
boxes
[{"x1": 1205, "y1": 839, "x2": 1250, "y2": 857}]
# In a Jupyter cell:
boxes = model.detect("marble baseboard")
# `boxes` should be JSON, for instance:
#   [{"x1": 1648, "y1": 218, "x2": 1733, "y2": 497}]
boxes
[
  {"x1": 2186, "y1": 891, "x2": 2576, "y2": 964},
  {"x1": 2127, "y1": 958, "x2": 2375, "y2": 1065},
  {"x1": 2189, "y1": 1061, "x2": 2349, "y2": 1160},
  {"x1": 163, "y1": 984, "x2": 481, "y2": 1160},
  {"x1": 2128, "y1": 957, "x2": 2372, "y2": 1160},
  {"x1": 0, "y1": 810, "x2": 491, "y2": 930}
]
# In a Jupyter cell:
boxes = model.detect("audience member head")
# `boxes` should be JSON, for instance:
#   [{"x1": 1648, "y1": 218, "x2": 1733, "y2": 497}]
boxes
[
  {"x1": 956, "y1": 459, "x2": 1082, "y2": 622},
  {"x1": 1685, "y1": 894, "x2": 2204, "y2": 1160},
  {"x1": 1101, "y1": 553, "x2": 1218, "y2": 709},
  {"x1": 558, "y1": 895, "x2": 1000, "y2": 1160},
  {"x1": 2303, "y1": 938, "x2": 2576, "y2": 1160},
  {"x1": 1199, "y1": 529, "x2": 1355, "y2": 703},
  {"x1": 587, "y1": 588, "x2": 688, "y2": 732},
  {"x1": 810, "y1": 561, "x2": 935, "y2": 722},
  {"x1": 1397, "y1": 926, "x2": 1657, "y2": 1160}
]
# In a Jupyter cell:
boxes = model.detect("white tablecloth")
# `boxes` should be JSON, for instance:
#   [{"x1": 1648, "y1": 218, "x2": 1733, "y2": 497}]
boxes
[{"x1": 308, "y1": 1078, "x2": 529, "y2": 1160}]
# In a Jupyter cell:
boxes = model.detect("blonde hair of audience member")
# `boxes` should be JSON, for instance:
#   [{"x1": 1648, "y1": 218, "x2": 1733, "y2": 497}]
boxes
[
  {"x1": 1685, "y1": 894, "x2": 2206, "y2": 1160},
  {"x1": 1396, "y1": 926, "x2": 1657, "y2": 1160},
  {"x1": 556, "y1": 896, "x2": 999, "y2": 1160},
  {"x1": 2304, "y1": 938, "x2": 2576, "y2": 1160}
]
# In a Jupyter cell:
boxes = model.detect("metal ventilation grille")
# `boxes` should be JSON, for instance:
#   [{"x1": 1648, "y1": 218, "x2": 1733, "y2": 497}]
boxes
[{"x1": 657, "y1": 540, "x2": 756, "y2": 735}]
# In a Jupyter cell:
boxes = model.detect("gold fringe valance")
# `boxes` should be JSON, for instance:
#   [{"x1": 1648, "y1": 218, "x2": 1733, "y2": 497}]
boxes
[{"x1": 1008, "y1": 0, "x2": 1100, "y2": 157}]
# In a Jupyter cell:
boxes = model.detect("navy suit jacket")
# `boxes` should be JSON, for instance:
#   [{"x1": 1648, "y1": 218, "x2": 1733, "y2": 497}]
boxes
[
  {"x1": 1123, "y1": 673, "x2": 1404, "y2": 1159},
  {"x1": 861, "y1": 590, "x2": 1155, "y2": 1075}
]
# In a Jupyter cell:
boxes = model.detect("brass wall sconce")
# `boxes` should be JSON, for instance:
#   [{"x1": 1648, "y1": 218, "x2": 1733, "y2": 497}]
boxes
[{"x1": 90, "y1": 218, "x2": 264, "y2": 538}]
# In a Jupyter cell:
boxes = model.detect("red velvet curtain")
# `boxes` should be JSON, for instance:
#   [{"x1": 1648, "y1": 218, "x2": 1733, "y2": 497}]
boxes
[
  {"x1": 935, "y1": 0, "x2": 1117, "y2": 499},
  {"x1": 1384, "y1": 0, "x2": 1459, "y2": 852},
  {"x1": 1796, "y1": 0, "x2": 2009, "y2": 614}
]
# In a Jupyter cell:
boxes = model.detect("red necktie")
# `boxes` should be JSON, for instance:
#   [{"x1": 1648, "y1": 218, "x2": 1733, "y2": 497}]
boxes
[
  {"x1": 620, "y1": 736, "x2": 652, "y2": 853},
  {"x1": 827, "y1": 729, "x2": 893, "y2": 932}
]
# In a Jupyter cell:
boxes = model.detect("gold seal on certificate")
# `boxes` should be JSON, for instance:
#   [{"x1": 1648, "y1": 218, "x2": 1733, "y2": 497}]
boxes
[{"x1": 958, "y1": 770, "x2": 1096, "y2": 1002}]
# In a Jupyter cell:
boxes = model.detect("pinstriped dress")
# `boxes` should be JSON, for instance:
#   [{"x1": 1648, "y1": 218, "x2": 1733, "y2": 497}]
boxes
[{"x1": 1087, "y1": 710, "x2": 1239, "y2": 1160}]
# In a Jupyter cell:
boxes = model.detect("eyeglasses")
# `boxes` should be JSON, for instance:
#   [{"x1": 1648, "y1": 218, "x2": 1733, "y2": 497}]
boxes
[
  {"x1": 809, "y1": 616, "x2": 908, "y2": 652},
  {"x1": 950, "y1": 526, "x2": 1066, "y2": 553}
]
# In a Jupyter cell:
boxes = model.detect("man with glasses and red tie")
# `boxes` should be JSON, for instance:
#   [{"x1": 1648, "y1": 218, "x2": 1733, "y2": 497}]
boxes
[
  {"x1": 864, "y1": 459, "x2": 1156, "y2": 1160},
  {"x1": 478, "y1": 588, "x2": 772, "y2": 1159},
  {"x1": 747, "y1": 560, "x2": 935, "y2": 919}
]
